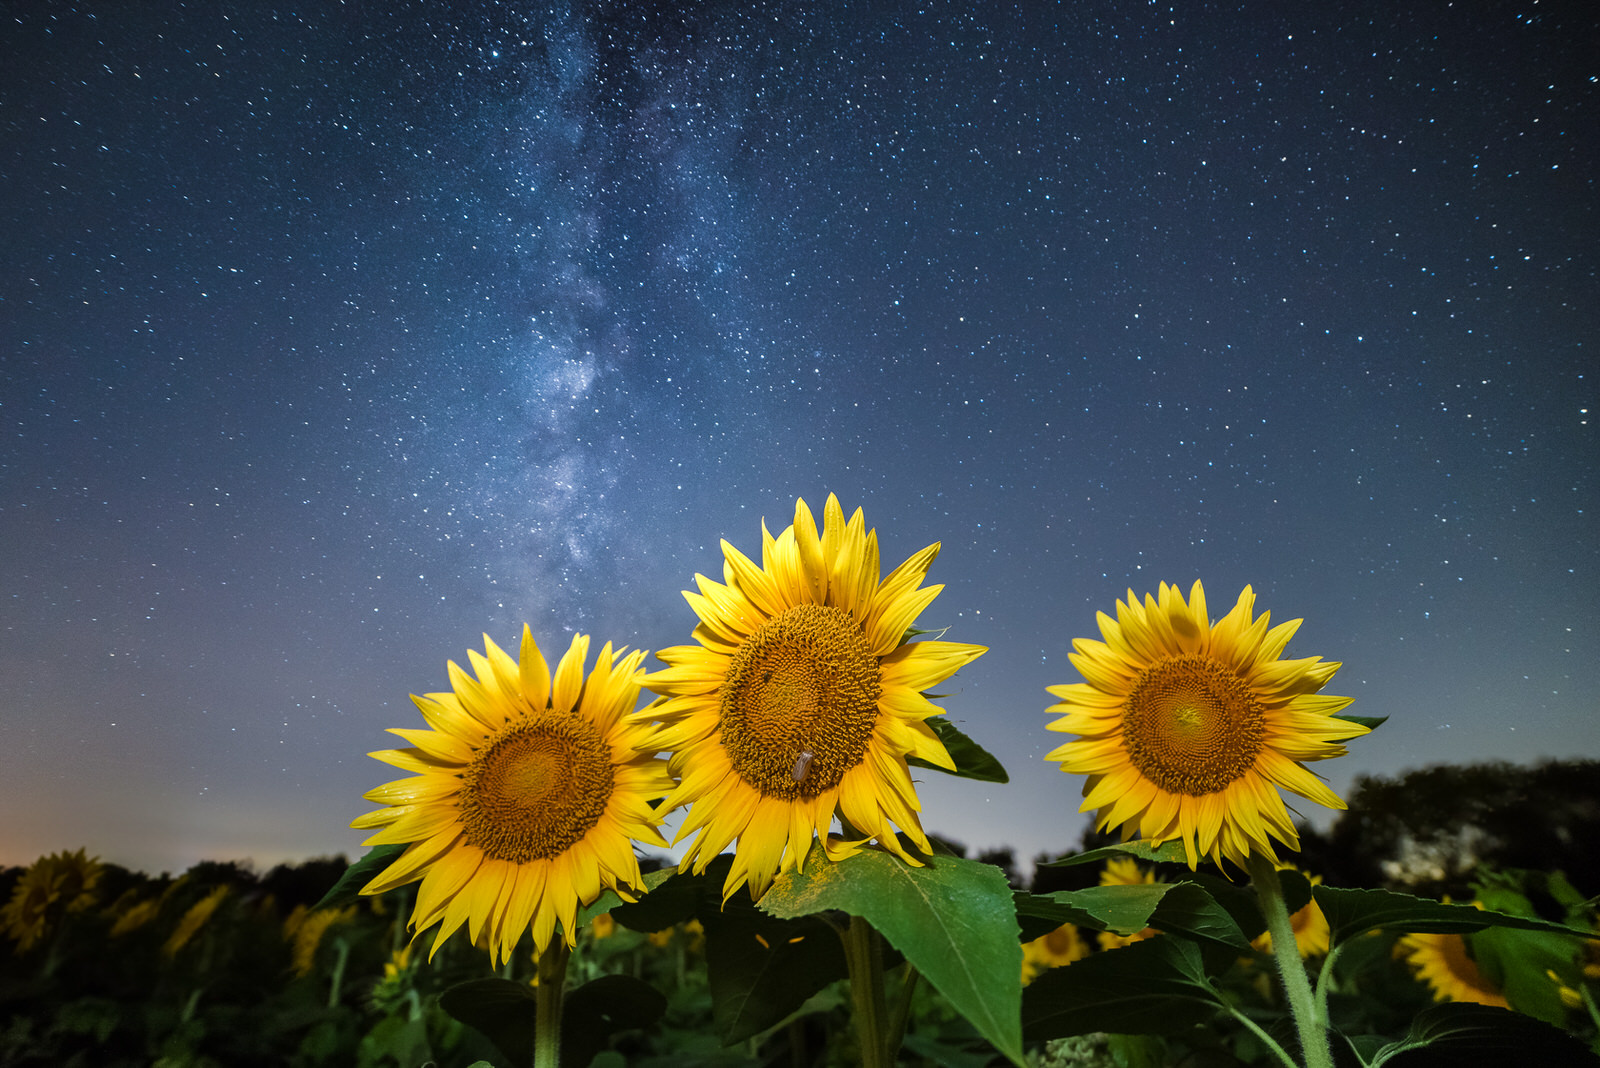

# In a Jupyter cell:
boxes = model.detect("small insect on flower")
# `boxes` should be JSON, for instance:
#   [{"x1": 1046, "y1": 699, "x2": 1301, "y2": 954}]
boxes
[{"x1": 791, "y1": 749, "x2": 815, "y2": 784}]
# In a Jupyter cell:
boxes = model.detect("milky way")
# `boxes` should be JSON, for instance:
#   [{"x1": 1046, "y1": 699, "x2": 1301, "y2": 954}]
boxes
[{"x1": 2, "y1": 2, "x2": 1594, "y2": 874}]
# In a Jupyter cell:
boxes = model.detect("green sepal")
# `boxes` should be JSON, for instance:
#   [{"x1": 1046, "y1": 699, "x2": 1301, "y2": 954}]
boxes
[
  {"x1": 314, "y1": 843, "x2": 407, "y2": 910},
  {"x1": 1331, "y1": 712, "x2": 1389, "y2": 731},
  {"x1": 760, "y1": 843, "x2": 1025, "y2": 1066},
  {"x1": 907, "y1": 716, "x2": 1009, "y2": 783},
  {"x1": 1021, "y1": 935, "x2": 1224, "y2": 1039}
]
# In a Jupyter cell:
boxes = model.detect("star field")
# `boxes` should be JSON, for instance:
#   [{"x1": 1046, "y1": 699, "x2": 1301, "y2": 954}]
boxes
[{"x1": 2, "y1": 1, "x2": 1594, "y2": 874}]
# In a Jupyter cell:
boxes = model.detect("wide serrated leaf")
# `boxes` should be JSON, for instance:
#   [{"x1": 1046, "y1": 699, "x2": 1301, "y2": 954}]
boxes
[
  {"x1": 907, "y1": 716, "x2": 1009, "y2": 783},
  {"x1": 1470, "y1": 925, "x2": 1584, "y2": 1026},
  {"x1": 440, "y1": 973, "x2": 666, "y2": 1068},
  {"x1": 562, "y1": 974, "x2": 668, "y2": 1067},
  {"x1": 314, "y1": 843, "x2": 408, "y2": 910},
  {"x1": 1367, "y1": 1002, "x2": 1600, "y2": 1067},
  {"x1": 760, "y1": 844, "x2": 1024, "y2": 1065},
  {"x1": 1017, "y1": 882, "x2": 1247, "y2": 950},
  {"x1": 438, "y1": 977, "x2": 537, "y2": 1067},
  {"x1": 1038, "y1": 840, "x2": 1192, "y2": 868},
  {"x1": 703, "y1": 905, "x2": 846, "y2": 1043},
  {"x1": 1024, "y1": 884, "x2": 1170, "y2": 937},
  {"x1": 1314, "y1": 886, "x2": 1597, "y2": 946},
  {"x1": 575, "y1": 868, "x2": 677, "y2": 929},
  {"x1": 609, "y1": 856, "x2": 733, "y2": 933},
  {"x1": 1021, "y1": 936, "x2": 1223, "y2": 1039},
  {"x1": 1187, "y1": 872, "x2": 1268, "y2": 942},
  {"x1": 1146, "y1": 882, "x2": 1250, "y2": 951}
]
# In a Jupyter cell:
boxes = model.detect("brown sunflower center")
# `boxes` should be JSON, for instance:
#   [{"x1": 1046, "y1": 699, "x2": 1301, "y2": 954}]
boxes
[
  {"x1": 1121, "y1": 654, "x2": 1264, "y2": 796},
  {"x1": 458, "y1": 715, "x2": 614, "y2": 864},
  {"x1": 718, "y1": 603, "x2": 881, "y2": 800}
]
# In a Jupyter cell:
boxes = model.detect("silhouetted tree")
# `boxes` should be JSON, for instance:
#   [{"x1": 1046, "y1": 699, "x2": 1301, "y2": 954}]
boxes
[
  {"x1": 1303, "y1": 759, "x2": 1600, "y2": 899},
  {"x1": 259, "y1": 855, "x2": 351, "y2": 909},
  {"x1": 976, "y1": 847, "x2": 1021, "y2": 889}
]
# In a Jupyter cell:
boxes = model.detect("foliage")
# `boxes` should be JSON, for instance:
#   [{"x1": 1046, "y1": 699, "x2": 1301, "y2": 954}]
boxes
[{"x1": 5, "y1": 761, "x2": 1600, "y2": 1065}]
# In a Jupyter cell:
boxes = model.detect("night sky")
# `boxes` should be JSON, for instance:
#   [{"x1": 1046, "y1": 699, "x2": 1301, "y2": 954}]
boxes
[{"x1": 3, "y1": 2, "x2": 1595, "y2": 878}]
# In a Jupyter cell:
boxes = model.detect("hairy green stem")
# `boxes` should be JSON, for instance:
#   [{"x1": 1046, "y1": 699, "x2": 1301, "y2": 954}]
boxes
[
  {"x1": 534, "y1": 939, "x2": 571, "y2": 1068},
  {"x1": 1247, "y1": 853, "x2": 1332, "y2": 1068},
  {"x1": 841, "y1": 914, "x2": 891, "y2": 1068}
]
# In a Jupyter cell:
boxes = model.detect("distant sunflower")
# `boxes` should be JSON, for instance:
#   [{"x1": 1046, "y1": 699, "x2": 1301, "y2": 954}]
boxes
[
  {"x1": 286, "y1": 904, "x2": 358, "y2": 977},
  {"x1": 642, "y1": 494, "x2": 986, "y2": 902},
  {"x1": 1397, "y1": 928, "x2": 1509, "y2": 1008},
  {"x1": 163, "y1": 885, "x2": 229, "y2": 958},
  {"x1": 352, "y1": 630, "x2": 673, "y2": 963},
  {"x1": 1022, "y1": 922, "x2": 1090, "y2": 984},
  {"x1": 1046, "y1": 581, "x2": 1367, "y2": 869},
  {"x1": 1, "y1": 849, "x2": 102, "y2": 951}
]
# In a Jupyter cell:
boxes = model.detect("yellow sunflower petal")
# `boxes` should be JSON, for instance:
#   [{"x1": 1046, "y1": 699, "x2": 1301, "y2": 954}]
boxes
[
  {"x1": 643, "y1": 494, "x2": 983, "y2": 902},
  {"x1": 1045, "y1": 580, "x2": 1363, "y2": 869},
  {"x1": 356, "y1": 629, "x2": 671, "y2": 959}
]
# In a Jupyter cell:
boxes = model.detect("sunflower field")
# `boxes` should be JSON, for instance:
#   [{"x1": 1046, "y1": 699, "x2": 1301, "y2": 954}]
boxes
[
  {"x1": 3, "y1": 805, "x2": 1597, "y2": 1068},
  {"x1": 5, "y1": 496, "x2": 1598, "y2": 1066}
]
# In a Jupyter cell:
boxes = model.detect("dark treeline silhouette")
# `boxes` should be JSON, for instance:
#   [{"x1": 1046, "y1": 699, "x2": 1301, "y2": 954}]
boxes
[
  {"x1": 6, "y1": 759, "x2": 1594, "y2": 906},
  {"x1": 1020, "y1": 758, "x2": 1600, "y2": 898}
]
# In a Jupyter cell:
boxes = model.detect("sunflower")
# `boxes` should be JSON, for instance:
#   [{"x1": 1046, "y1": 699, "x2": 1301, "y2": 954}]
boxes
[
  {"x1": 352, "y1": 629, "x2": 673, "y2": 964},
  {"x1": 286, "y1": 904, "x2": 358, "y2": 977},
  {"x1": 1046, "y1": 581, "x2": 1367, "y2": 869},
  {"x1": 1397, "y1": 928, "x2": 1509, "y2": 1008},
  {"x1": 642, "y1": 494, "x2": 986, "y2": 902},
  {"x1": 1, "y1": 849, "x2": 103, "y2": 951},
  {"x1": 163, "y1": 885, "x2": 229, "y2": 958},
  {"x1": 1022, "y1": 922, "x2": 1090, "y2": 984}
]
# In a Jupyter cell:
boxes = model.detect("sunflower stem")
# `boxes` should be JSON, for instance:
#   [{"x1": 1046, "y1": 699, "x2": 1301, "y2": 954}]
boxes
[
  {"x1": 886, "y1": 961, "x2": 920, "y2": 1057},
  {"x1": 1247, "y1": 853, "x2": 1331, "y2": 1068},
  {"x1": 841, "y1": 914, "x2": 892, "y2": 1068},
  {"x1": 533, "y1": 938, "x2": 570, "y2": 1068}
]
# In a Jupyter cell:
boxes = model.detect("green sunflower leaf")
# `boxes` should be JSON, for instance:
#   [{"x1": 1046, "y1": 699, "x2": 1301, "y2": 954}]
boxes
[
  {"x1": 702, "y1": 905, "x2": 847, "y2": 1043},
  {"x1": 1314, "y1": 886, "x2": 1597, "y2": 946},
  {"x1": 1016, "y1": 882, "x2": 1248, "y2": 950},
  {"x1": 908, "y1": 716, "x2": 1009, "y2": 783},
  {"x1": 562, "y1": 974, "x2": 668, "y2": 1067},
  {"x1": 1365, "y1": 1003, "x2": 1600, "y2": 1068},
  {"x1": 1021, "y1": 935, "x2": 1224, "y2": 1039},
  {"x1": 1038, "y1": 839, "x2": 1192, "y2": 868},
  {"x1": 438, "y1": 977, "x2": 536, "y2": 1068},
  {"x1": 761, "y1": 844, "x2": 1025, "y2": 1066},
  {"x1": 440, "y1": 974, "x2": 667, "y2": 1068},
  {"x1": 575, "y1": 867, "x2": 677, "y2": 930},
  {"x1": 608, "y1": 856, "x2": 731, "y2": 932},
  {"x1": 1016, "y1": 884, "x2": 1169, "y2": 937},
  {"x1": 314, "y1": 843, "x2": 407, "y2": 910}
]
